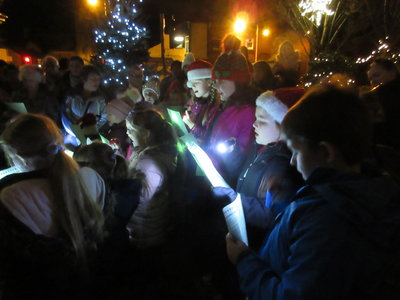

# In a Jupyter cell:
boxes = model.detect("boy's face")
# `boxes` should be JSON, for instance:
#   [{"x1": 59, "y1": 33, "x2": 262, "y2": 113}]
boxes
[{"x1": 286, "y1": 137, "x2": 326, "y2": 180}]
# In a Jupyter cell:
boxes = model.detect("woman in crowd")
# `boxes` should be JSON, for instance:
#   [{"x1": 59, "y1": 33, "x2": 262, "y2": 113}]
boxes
[
  {"x1": 12, "y1": 65, "x2": 60, "y2": 125},
  {"x1": 251, "y1": 61, "x2": 276, "y2": 93},
  {"x1": 0, "y1": 114, "x2": 105, "y2": 298}
]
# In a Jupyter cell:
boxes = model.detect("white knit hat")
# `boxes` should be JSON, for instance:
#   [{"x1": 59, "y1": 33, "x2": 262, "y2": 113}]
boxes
[{"x1": 256, "y1": 91, "x2": 289, "y2": 123}]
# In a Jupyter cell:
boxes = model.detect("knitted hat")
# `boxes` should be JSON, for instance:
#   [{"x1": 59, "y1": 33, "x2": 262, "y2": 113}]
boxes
[
  {"x1": 187, "y1": 59, "x2": 212, "y2": 88},
  {"x1": 256, "y1": 87, "x2": 305, "y2": 123},
  {"x1": 105, "y1": 97, "x2": 135, "y2": 123},
  {"x1": 182, "y1": 53, "x2": 196, "y2": 70},
  {"x1": 142, "y1": 77, "x2": 160, "y2": 98},
  {"x1": 212, "y1": 50, "x2": 250, "y2": 83}
]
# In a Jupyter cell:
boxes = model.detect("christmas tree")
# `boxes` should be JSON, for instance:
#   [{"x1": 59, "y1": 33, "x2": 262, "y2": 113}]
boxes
[{"x1": 93, "y1": 0, "x2": 149, "y2": 86}]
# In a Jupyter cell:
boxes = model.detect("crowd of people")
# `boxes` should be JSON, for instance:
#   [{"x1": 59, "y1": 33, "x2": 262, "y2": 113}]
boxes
[{"x1": 0, "y1": 34, "x2": 400, "y2": 299}]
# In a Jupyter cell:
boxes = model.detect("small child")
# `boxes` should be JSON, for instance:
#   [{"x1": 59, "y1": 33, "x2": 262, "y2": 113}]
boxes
[{"x1": 226, "y1": 86, "x2": 400, "y2": 300}]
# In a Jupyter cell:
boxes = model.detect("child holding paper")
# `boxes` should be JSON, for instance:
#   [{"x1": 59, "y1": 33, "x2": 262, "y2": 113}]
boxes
[
  {"x1": 226, "y1": 86, "x2": 400, "y2": 300},
  {"x1": 215, "y1": 88, "x2": 304, "y2": 250}
]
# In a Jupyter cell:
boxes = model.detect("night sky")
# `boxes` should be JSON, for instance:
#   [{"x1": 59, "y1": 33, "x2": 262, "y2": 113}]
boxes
[{"x1": 0, "y1": 0, "x2": 221, "y2": 53}]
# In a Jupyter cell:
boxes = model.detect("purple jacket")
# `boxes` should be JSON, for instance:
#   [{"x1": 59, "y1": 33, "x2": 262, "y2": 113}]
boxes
[{"x1": 208, "y1": 104, "x2": 255, "y2": 187}]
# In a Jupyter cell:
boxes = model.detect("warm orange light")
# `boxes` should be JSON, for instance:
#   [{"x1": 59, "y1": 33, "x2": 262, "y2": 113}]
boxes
[
  {"x1": 234, "y1": 11, "x2": 248, "y2": 34},
  {"x1": 262, "y1": 29, "x2": 270, "y2": 37},
  {"x1": 87, "y1": 0, "x2": 99, "y2": 7},
  {"x1": 234, "y1": 18, "x2": 247, "y2": 34}
]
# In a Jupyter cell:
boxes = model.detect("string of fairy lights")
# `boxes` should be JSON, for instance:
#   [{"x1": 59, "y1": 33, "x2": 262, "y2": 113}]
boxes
[
  {"x1": 94, "y1": 0, "x2": 147, "y2": 85},
  {"x1": 92, "y1": 0, "x2": 399, "y2": 88},
  {"x1": 298, "y1": 0, "x2": 399, "y2": 87},
  {"x1": 356, "y1": 37, "x2": 400, "y2": 65}
]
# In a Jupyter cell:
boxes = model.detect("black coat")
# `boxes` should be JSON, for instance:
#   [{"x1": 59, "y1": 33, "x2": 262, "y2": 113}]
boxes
[{"x1": 236, "y1": 142, "x2": 303, "y2": 249}]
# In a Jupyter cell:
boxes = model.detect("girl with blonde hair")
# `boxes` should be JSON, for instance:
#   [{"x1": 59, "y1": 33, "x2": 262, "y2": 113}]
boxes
[{"x1": 0, "y1": 114, "x2": 105, "y2": 298}]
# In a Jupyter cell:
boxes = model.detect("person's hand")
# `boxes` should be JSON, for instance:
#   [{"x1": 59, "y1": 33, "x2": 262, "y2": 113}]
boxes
[
  {"x1": 226, "y1": 233, "x2": 249, "y2": 264},
  {"x1": 212, "y1": 187, "x2": 237, "y2": 203},
  {"x1": 183, "y1": 110, "x2": 195, "y2": 129}
]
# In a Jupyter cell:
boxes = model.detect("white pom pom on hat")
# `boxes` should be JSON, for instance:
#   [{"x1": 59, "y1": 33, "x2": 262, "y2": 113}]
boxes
[{"x1": 256, "y1": 88, "x2": 305, "y2": 123}]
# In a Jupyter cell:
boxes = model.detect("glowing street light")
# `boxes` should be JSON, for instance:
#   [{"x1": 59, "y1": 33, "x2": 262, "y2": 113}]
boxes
[
  {"x1": 262, "y1": 28, "x2": 270, "y2": 37},
  {"x1": 234, "y1": 18, "x2": 247, "y2": 34},
  {"x1": 87, "y1": 0, "x2": 99, "y2": 7}
]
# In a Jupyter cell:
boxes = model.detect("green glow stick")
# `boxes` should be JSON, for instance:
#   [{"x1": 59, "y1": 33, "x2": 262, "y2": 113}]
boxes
[
  {"x1": 181, "y1": 134, "x2": 229, "y2": 189},
  {"x1": 167, "y1": 108, "x2": 188, "y2": 136},
  {"x1": 100, "y1": 134, "x2": 109, "y2": 144},
  {"x1": 180, "y1": 134, "x2": 248, "y2": 244},
  {"x1": 5, "y1": 102, "x2": 28, "y2": 114}
]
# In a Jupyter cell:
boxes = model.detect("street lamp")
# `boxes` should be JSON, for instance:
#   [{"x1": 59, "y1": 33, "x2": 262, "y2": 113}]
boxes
[
  {"x1": 87, "y1": 0, "x2": 99, "y2": 7},
  {"x1": 234, "y1": 18, "x2": 247, "y2": 34},
  {"x1": 262, "y1": 28, "x2": 270, "y2": 37}
]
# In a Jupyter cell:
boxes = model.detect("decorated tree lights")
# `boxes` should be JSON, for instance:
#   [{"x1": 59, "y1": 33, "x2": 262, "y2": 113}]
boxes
[
  {"x1": 292, "y1": 0, "x2": 356, "y2": 87},
  {"x1": 93, "y1": 0, "x2": 149, "y2": 86},
  {"x1": 356, "y1": 36, "x2": 400, "y2": 65}
]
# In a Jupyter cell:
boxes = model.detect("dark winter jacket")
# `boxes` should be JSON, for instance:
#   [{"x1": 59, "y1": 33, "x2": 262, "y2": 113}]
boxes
[
  {"x1": 237, "y1": 142, "x2": 303, "y2": 249},
  {"x1": 236, "y1": 168, "x2": 400, "y2": 300}
]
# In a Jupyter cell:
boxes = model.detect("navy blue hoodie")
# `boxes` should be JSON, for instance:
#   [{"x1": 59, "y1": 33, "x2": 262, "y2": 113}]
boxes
[{"x1": 236, "y1": 168, "x2": 400, "y2": 300}]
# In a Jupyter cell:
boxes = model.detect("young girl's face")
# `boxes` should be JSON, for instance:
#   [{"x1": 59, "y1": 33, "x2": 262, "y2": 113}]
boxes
[
  {"x1": 253, "y1": 107, "x2": 280, "y2": 146},
  {"x1": 126, "y1": 121, "x2": 147, "y2": 147},
  {"x1": 286, "y1": 137, "x2": 326, "y2": 180},
  {"x1": 215, "y1": 79, "x2": 235, "y2": 102},
  {"x1": 190, "y1": 79, "x2": 210, "y2": 98}
]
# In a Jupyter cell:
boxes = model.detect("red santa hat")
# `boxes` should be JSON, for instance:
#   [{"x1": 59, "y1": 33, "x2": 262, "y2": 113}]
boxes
[
  {"x1": 187, "y1": 59, "x2": 212, "y2": 88},
  {"x1": 256, "y1": 87, "x2": 305, "y2": 123}
]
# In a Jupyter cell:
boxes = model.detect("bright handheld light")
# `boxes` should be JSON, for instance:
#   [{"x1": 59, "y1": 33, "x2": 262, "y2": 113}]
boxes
[
  {"x1": 217, "y1": 142, "x2": 228, "y2": 154},
  {"x1": 216, "y1": 138, "x2": 236, "y2": 154}
]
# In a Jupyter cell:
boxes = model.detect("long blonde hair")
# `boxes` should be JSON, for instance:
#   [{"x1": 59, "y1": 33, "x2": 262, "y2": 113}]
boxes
[{"x1": 2, "y1": 114, "x2": 104, "y2": 261}]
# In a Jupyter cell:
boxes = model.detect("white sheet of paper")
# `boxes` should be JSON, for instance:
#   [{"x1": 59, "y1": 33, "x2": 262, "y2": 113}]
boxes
[{"x1": 223, "y1": 194, "x2": 248, "y2": 245}]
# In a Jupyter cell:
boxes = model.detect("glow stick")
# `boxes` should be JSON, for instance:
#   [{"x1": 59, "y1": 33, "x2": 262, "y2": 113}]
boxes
[
  {"x1": 180, "y1": 134, "x2": 248, "y2": 244},
  {"x1": 181, "y1": 134, "x2": 229, "y2": 189},
  {"x1": 100, "y1": 134, "x2": 109, "y2": 144},
  {"x1": 167, "y1": 108, "x2": 188, "y2": 136},
  {"x1": 64, "y1": 149, "x2": 74, "y2": 158},
  {"x1": 0, "y1": 166, "x2": 22, "y2": 180},
  {"x1": 5, "y1": 102, "x2": 28, "y2": 114}
]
